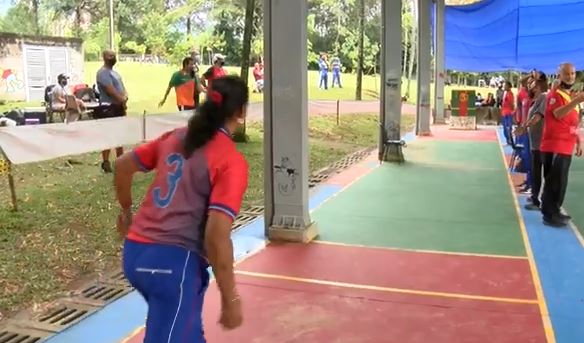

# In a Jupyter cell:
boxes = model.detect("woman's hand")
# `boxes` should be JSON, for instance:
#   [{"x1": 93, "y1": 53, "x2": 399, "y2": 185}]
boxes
[
  {"x1": 116, "y1": 208, "x2": 133, "y2": 238},
  {"x1": 219, "y1": 296, "x2": 243, "y2": 330}
]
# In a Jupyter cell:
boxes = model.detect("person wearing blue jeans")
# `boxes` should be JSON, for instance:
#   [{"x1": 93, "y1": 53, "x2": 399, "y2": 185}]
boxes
[
  {"x1": 502, "y1": 115, "x2": 514, "y2": 144},
  {"x1": 318, "y1": 54, "x2": 329, "y2": 90},
  {"x1": 331, "y1": 57, "x2": 342, "y2": 88},
  {"x1": 517, "y1": 132, "x2": 532, "y2": 192}
]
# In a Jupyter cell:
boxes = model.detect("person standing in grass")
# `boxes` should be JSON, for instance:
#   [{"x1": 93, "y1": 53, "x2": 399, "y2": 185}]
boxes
[
  {"x1": 96, "y1": 50, "x2": 128, "y2": 173},
  {"x1": 318, "y1": 53, "x2": 329, "y2": 90},
  {"x1": 114, "y1": 76, "x2": 249, "y2": 342},
  {"x1": 331, "y1": 57, "x2": 342, "y2": 88},
  {"x1": 159, "y1": 57, "x2": 205, "y2": 111},
  {"x1": 202, "y1": 54, "x2": 227, "y2": 90}
]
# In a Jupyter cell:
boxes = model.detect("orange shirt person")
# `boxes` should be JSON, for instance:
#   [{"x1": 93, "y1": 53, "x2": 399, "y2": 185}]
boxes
[
  {"x1": 159, "y1": 57, "x2": 205, "y2": 111},
  {"x1": 539, "y1": 63, "x2": 584, "y2": 227}
]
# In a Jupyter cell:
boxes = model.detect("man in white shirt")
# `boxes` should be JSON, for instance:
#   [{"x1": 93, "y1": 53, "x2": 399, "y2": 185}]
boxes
[{"x1": 51, "y1": 74, "x2": 85, "y2": 123}]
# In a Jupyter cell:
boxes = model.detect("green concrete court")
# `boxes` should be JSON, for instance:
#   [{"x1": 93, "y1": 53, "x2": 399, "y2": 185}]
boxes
[
  {"x1": 313, "y1": 139, "x2": 527, "y2": 257},
  {"x1": 565, "y1": 157, "x2": 584, "y2": 238}
]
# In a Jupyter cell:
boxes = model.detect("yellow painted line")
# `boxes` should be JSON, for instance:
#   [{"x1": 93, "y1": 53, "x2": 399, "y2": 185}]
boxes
[
  {"x1": 496, "y1": 134, "x2": 556, "y2": 343},
  {"x1": 119, "y1": 326, "x2": 144, "y2": 343},
  {"x1": 313, "y1": 240, "x2": 528, "y2": 260},
  {"x1": 236, "y1": 270, "x2": 538, "y2": 305}
]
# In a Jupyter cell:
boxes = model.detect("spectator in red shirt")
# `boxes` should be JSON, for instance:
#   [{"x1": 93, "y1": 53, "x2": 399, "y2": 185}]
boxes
[
  {"x1": 539, "y1": 63, "x2": 584, "y2": 227},
  {"x1": 516, "y1": 76, "x2": 534, "y2": 193},
  {"x1": 114, "y1": 76, "x2": 249, "y2": 341},
  {"x1": 516, "y1": 76, "x2": 531, "y2": 125},
  {"x1": 501, "y1": 81, "x2": 515, "y2": 145},
  {"x1": 202, "y1": 53, "x2": 227, "y2": 90},
  {"x1": 252, "y1": 62, "x2": 264, "y2": 93}
]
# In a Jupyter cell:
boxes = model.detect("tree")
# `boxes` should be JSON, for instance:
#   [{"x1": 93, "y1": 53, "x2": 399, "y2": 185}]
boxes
[
  {"x1": 124, "y1": 41, "x2": 147, "y2": 56},
  {"x1": 84, "y1": 18, "x2": 122, "y2": 60},
  {"x1": 406, "y1": 0, "x2": 417, "y2": 99},
  {"x1": 142, "y1": 12, "x2": 170, "y2": 57},
  {"x1": 239, "y1": 0, "x2": 256, "y2": 86},
  {"x1": 0, "y1": 1, "x2": 44, "y2": 35},
  {"x1": 31, "y1": 0, "x2": 40, "y2": 35},
  {"x1": 45, "y1": 0, "x2": 100, "y2": 37},
  {"x1": 355, "y1": 0, "x2": 365, "y2": 100},
  {"x1": 234, "y1": 0, "x2": 256, "y2": 143}
]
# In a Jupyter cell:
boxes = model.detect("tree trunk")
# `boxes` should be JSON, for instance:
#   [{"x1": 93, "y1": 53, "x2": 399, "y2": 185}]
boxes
[
  {"x1": 75, "y1": 5, "x2": 82, "y2": 37},
  {"x1": 234, "y1": 0, "x2": 255, "y2": 143},
  {"x1": 406, "y1": 21, "x2": 416, "y2": 99},
  {"x1": 240, "y1": 0, "x2": 255, "y2": 87},
  {"x1": 186, "y1": 17, "x2": 192, "y2": 36},
  {"x1": 402, "y1": 24, "x2": 409, "y2": 78},
  {"x1": 32, "y1": 0, "x2": 40, "y2": 35},
  {"x1": 355, "y1": 0, "x2": 365, "y2": 100}
]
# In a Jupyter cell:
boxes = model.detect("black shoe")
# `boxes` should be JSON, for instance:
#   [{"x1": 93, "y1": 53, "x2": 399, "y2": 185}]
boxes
[
  {"x1": 559, "y1": 213, "x2": 572, "y2": 221},
  {"x1": 543, "y1": 215, "x2": 568, "y2": 227},
  {"x1": 525, "y1": 203, "x2": 540, "y2": 211},
  {"x1": 101, "y1": 160, "x2": 113, "y2": 173}
]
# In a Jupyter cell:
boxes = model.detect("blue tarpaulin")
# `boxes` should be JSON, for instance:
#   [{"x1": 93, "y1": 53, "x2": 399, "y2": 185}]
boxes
[{"x1": 444, "y1": 0, "x2": 584, "y2": 73}]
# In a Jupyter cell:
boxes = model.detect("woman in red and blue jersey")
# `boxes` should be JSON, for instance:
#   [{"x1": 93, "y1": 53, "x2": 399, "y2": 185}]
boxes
[{"x1": 114, "y1": 76, "x2": 249, "y2": 342}]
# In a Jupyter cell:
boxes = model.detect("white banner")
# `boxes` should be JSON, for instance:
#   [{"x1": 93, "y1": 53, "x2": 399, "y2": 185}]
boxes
[
  {"x1": 0, "y1": 100, "x2": 385, "y2": 165},
  {"x1": 0, "y1": 117, "x2": 143, "y2": 165},
  {"x1": 144, "y1": 111, "x2": 191, "y2": 141}
]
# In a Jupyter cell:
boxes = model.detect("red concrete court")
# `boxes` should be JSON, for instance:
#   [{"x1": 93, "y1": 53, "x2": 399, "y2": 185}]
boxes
[
  {"x1": 125, "y1": 242, "x2": 546, "y2": 343},
  {"x1": 124, "y1": 128, "x2": 549, "y2": 343}
]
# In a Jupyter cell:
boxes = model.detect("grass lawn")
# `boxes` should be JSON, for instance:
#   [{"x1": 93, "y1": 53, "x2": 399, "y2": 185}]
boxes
[
  {"x1": 0, "y1": 61, "x2": 496, "y2": 115},
  {"x1": 0, "y1": 113, "x2": 414, "y2": 319}
]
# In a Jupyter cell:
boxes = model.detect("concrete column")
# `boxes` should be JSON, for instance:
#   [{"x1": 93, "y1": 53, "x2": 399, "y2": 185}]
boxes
[
  {"x1": 433, "y1": 0, "x2": 446, "y2": 124},
  {"x1": 380, "y1": 0, "x2": 403, "y2": 162},
  {"x1": 263, "y1": 0, "x2": 317, "y2": 242},
  {"x1": 416, "y1": 0, "x2": 432, "y2": 135}
]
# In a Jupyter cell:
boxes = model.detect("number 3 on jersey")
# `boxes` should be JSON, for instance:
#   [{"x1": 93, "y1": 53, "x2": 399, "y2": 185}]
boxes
[{"x1": 153, "y1": 153, "x2": 184, "y2": 208}]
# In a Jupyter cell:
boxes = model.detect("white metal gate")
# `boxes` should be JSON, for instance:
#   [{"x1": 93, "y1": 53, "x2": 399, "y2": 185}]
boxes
[{"x1": 23, "y1": 45, "x2": 69, "y2": 101}]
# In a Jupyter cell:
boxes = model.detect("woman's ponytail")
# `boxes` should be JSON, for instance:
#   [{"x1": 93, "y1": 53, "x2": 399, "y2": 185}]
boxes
[{"x1": 183, "y1": 76, "x2": 249, "y2": 158}]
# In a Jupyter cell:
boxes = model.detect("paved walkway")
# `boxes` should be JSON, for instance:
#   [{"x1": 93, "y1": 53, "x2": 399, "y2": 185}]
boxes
[{"x1": 246, "y1": 100, "x2": 417, "y2": 121}]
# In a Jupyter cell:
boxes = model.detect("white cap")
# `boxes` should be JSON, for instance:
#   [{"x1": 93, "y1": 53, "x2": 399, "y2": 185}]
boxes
[{"x1": 212, "y1": 53, "x2": 226, "y2": 64}]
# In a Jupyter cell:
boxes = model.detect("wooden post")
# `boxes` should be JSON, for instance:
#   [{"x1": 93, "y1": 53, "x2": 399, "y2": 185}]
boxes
[
  {"x1": 142, "y1": 110, "x2": 147, "y2": 142},
  {"x1": 0, "y1": 149, "x2": 17, "y2": 211},
  {"x1": 336, "y1": 100, "x2": 340, "y2": 125}
]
